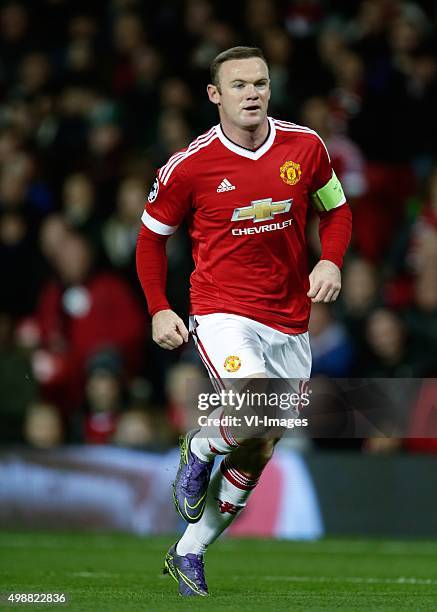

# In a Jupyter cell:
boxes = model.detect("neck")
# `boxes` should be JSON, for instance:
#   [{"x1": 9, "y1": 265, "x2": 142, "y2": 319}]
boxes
[{"x1": 219, "y1": 116, "x2": 270, "y2": 150}]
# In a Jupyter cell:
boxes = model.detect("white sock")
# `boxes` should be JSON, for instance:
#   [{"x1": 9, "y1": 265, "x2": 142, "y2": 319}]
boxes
[
  {"x1": 191, "y1": 408, "x2": 239, "y2": 462},
  {"x1": 176, "y1": 457, "x2": 259, "y2": 556}
]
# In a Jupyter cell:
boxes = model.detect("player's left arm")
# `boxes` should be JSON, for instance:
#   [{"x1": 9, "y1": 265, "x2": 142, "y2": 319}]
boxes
[{"x1": 307, "y1": 141, "x2": 352, "y2": 303}]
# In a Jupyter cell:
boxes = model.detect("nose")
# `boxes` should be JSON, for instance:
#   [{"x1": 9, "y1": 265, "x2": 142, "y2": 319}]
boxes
[{"x1": 245, "y1": 84, "x2": 259, "y2": 99}]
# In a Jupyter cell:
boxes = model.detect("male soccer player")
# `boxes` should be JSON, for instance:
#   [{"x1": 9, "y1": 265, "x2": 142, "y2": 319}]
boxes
[{"x1": 136, "y1": 46, "x2": 352, "y2": 596}]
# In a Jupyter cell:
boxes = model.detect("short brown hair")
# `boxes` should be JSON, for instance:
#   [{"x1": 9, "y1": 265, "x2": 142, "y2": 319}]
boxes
[{"x1": 210, "y1": 46, "x2": 268, "y2": 88}]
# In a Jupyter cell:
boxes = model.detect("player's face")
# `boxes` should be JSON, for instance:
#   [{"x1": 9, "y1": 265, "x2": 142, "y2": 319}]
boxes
[{"x1": 208, "y1": 58, "x2": 271, "y2": 131}]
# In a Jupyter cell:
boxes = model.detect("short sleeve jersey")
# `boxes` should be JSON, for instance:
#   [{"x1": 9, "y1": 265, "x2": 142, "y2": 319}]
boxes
[{"x1": 142, "y1": 117, "x2": 346, "y2": 333}]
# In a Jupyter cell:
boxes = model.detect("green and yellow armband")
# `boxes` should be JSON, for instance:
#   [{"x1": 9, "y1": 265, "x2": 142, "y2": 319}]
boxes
[{"x1": 311, "y1": 170, "x2": 346, "y2": 212}]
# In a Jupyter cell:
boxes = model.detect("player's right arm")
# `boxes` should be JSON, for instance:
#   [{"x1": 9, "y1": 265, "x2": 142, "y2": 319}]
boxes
[{"x1": 136, "y1": 161, "x2": 192, "y2": 350}]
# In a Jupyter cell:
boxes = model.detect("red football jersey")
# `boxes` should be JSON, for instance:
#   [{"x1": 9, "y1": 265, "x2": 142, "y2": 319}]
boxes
[{"x1": 142, "y1": 117, "x2": 346, "y2": 333}]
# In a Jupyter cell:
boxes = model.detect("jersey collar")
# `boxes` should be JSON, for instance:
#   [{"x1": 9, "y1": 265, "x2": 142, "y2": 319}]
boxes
[{"x1": 215, "y1": 117, "x2": 276, "y2": 160}]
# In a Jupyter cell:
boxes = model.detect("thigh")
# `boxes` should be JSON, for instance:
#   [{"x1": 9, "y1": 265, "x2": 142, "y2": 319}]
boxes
[
  {"x1": 262, "y1": 331, "x2": 312, "y2": 416},
  {"x1": 265, "y1": 331, "x2": 312, "y2": 380},
  {"x1": 190, "y1": 314, "x2": 266, "y2": 385}
]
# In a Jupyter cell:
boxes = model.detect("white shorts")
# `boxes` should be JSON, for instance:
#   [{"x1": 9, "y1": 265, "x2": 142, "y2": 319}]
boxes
[{"x1": 189, "y1": 313, "x2": 312, "y2": 384}]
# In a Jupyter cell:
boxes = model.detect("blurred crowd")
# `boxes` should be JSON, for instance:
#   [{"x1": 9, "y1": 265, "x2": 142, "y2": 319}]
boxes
[{"x1": 1, "y1": 0, "x2": 437, "y2": 451}]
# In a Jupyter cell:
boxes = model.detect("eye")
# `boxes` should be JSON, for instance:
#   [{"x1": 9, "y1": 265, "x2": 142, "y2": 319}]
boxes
[{"x1": 233, "y1": 83, "x2": 244, "y2": 89}]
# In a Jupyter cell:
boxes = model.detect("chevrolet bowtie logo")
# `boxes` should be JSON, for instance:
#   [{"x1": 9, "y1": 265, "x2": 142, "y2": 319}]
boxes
[{"x1": 231, "y1": 198, "x2": 292, "y2": 222}]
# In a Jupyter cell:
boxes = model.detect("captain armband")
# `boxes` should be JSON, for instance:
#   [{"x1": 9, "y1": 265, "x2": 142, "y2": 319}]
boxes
[{"x1": 311, "y1": 170, "x2": 346, "y2": 212}]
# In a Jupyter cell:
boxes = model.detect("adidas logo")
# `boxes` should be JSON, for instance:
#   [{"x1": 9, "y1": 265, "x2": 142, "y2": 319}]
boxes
[{"x1": 217, "y1": 178, "x2": 236, "y2": 192}]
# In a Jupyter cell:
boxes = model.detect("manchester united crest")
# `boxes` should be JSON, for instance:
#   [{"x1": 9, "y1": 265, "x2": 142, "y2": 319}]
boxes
[
  {"x1": 280, "y1": 161, "x2": 301, "y2": 186},
  {"x1": 224, "y1": 355, "x2": 241, "y2": 373}
]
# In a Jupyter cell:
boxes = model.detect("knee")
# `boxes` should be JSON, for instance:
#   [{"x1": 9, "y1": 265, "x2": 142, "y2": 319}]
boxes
[{"x1": 244, "y1": 437, "x2": 278, "y2": 463}]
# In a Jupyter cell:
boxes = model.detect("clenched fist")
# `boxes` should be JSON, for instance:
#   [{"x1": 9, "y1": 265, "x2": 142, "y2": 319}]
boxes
[
  {"x1": 152, "y1": 309, "x2": 189, "y2": 349},
  {"x1": 307, "y1": 259, "x2": 341, "y2": 303}
]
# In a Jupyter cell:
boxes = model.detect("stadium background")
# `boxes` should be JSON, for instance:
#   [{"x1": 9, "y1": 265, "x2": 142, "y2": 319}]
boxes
[{"x1": 1, "y1": 0, "x2": 437, "y2": 540}]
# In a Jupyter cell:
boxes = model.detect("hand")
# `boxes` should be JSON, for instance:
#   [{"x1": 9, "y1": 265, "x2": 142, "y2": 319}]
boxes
[
  {"x1": 307, "y1": 259, "x2": 341, "y2": 303},
  {"x1": 152, "y1": 309, "x2": 189, "y2": 350}
]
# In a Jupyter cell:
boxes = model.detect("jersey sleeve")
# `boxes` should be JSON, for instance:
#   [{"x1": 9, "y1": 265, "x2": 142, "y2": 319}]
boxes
[
  {"x1": 309, "y1": 136, "x2": 347, "y2": 212},
  {"x1": 141, "y1": 160, "x2": 192, "y2": 235}
]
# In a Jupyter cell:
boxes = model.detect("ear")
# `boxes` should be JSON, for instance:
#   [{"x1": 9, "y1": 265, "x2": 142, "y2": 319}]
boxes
[{"x1": 207, "y1": 83, "x2": 221, "y2": 106}]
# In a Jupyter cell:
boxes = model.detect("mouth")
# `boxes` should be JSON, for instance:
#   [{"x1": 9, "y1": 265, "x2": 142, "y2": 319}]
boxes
[{"x1": 242, "y1": 105, "x2": 261, "y2": 112}]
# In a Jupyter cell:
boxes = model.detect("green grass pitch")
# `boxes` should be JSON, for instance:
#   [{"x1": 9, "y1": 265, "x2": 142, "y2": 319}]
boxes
[{"x1": 1, "y1": 532, "x2": 437, "y2": 611}]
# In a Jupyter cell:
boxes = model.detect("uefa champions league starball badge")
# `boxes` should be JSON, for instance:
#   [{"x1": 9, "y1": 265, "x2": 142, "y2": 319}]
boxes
[{"x1": 148, "y1": 177, "x2": 159, "y2": 203}]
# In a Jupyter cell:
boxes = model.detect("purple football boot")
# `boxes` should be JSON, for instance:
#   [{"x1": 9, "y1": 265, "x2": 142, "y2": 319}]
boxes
[
  {"x1": 172, "y1": 429, "x2": 214, "y2": 523},
  {"x1": 163, "y1": 543, "x2": 209, "y2": 597}
]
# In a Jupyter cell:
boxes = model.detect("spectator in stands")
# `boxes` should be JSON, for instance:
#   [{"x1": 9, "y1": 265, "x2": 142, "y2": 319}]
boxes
[
  {"x1": 101, "y1": 175, "x2": 144, "y2": 276},
  {"x1": 361, "y1": 308, "x2": 434, "y2": 377},
  {"x1": 23, "y1": 402, "x2": 64, "y2": 449},
  {"x1": 403, "y1": 270, "x2": 437, "y2": 358},
  {"x1": 113, "y1": 408, "x2": 154, "y2": 449},
  {"x1": 165, "y1": 362, "x2": 205, "y2": 437},
  {"x1": 38, "y1": 214, "x2": 71, "y2": 263},
  {"x1": 0, "y1": 312, "x2": 37, "y2": 443},
  {"x1": 0, "y1": 2, "x2": 31, "y2": 86},
  {"x1": 121, "y1": 45, "x2": 163, "y2": 148},
  {"x1": 336, "y1": 257, "x2": 380, "y2": 362},
  {"x1": 406, "y1": 166, "x2": 437, "y2": 274},
  {"x1": 155, "y1": 109, "x2": 192, "y2": 165},
  {"x1": 62, "y1": 173, "x2": 96, "y2": 229},
  {"x1": 29, "y1": 231, "x2": 146, "y2": 411},
  {"x1": 0, "y1": 210, "x2": 44, "y2": 316},
  {"x1": 261, "y1": 27, "x2": 294, "y2": 116},
  {"x1": 73, "y1": 349, "x2": 126, "y2": 445},
  {"x1": 301, "y1": 96, "x2": 367, "y2": 198},
  {"x1": 309, "y1": 303, "x2": 355, "y2": 377}
]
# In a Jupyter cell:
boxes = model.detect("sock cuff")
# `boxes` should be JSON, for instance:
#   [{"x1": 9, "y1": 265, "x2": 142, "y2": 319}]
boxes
[
  {"x1": 208, "y1": 441, "x2": 228, "y2": 455},
  {"x1": 219, "y1": 411, "x2": 239, "y2": 448},
  {"x1": 220, "y1": 457, "x2": 259, "y2": 490}
]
